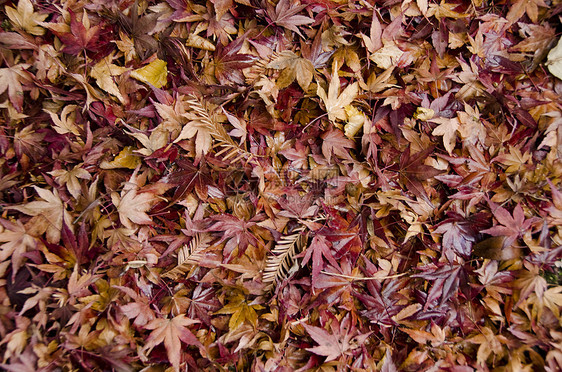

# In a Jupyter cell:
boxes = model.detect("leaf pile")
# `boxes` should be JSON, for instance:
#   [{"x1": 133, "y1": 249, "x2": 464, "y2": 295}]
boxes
[{"x1": 1, "y1": 0, "x2": 562, "y2": 370}]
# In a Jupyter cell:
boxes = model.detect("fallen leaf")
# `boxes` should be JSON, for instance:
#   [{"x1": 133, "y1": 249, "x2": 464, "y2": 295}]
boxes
[
  {"x1": 370, "y1": 43, "x2": 403, "y2": 70},
  {"x1": 268, "y1": 50, "x2": 314, "y2": 90},
  {"x1": 8, "y1": 186, "x2": 73, "y2": 244},
  {"x1": 90, "y1": 54, "x2": 129, "y2": 102},
  {"x1": 100, "y1": 146, "x2": 141, "y2": 170},
  {"x1": 317, "y1": 65, "x2": 359, "y2": 123},
  {"x1": 111, "y1": 173, "x2": 158, "y2": 229},
  {"x1": 267, "y1": 0, "x2": 313, "y2": 38},
  {"x1": 547, "y1": 37, "x2": 562, "y2": 80},
  {"x1": 49, "y1": 164, "x2": 92, "y2": 199},
  {"x1": 5, "y1": 0, "x2": 48, "y2": 36},
  {"x1": 0, "y1": 64, "x2": 31, "y2": 112},
  {"x1": 141, "y1": 315, "x2": 201, "y2": 372},
  {"x1": 0, "y1": 219, "x2": 38, "y2": 278},
  {"x1": 431, "y1": 116, "x2": 459, "y2": 155},
  {"x1": 130, "y1": 59, "x2": 168, "y2": 88}
]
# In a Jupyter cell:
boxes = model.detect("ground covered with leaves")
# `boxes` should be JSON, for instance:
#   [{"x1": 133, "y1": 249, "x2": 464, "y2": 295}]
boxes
[{"x1": 1, "y1": 0, "x2": 562, "y2": 370}]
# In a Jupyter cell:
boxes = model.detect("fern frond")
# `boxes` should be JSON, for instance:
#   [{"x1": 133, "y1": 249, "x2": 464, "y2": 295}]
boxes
[
  {"x1": 263, "y1": 228, "x2": 306, "y2": 286},
  {"x1": 244, "y1": 51, "x2": 279, "y2": 85},
  {"x1": 186, "y1": 95, "x2": 256, "y2": 165},
  {"x1": 162, "y1": 233, "x2": 213, "y2": 280}
]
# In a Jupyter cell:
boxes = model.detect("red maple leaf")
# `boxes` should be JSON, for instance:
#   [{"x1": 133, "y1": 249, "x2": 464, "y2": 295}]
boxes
[
  {"x1": 55, "y1": 10, "x2": 109, "y2": 56},
  {"x1": 481, "y1": 200, "x2": 539, "y2": 247},
  {"x1": 265, "y1": 0, "x2": 314, "y2": 38},
  {"x1": 301, "y1": 234, "x2": 340, "y2": 288}
]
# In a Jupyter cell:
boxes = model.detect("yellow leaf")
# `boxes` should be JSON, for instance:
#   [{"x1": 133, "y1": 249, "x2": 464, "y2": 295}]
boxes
[
  {"x1": 90, "y1": 55, "x2": 129, "y2": 102},
  {"x1": 215, "y1": 293, "x2": 264, "y2": 330},
  {"x1": 344, "y1": 105, "x2": 364, "y2": 138},
  {"x1": 365, "y1": 67, "x2": 397, "y2": 93},
  {"x1": 0, "y1": 220, "x2": 38, "y2": 277},
  {"x1": 413, "y1": 107, "x2": 435, "y2": 121},
  {"x1": 417, "y1": 0, "x2": 429, "y2": 15},
  {"x1": 332, "y1": 47, "x2": 361, "y2": 73},
  {"x1": 99, "y1": 146, "x2": 141, "y2": 170},
  {"x1": 130, "y1": 59, "x2": 168, "y2": 89},
  {"x1": 428, "y1": 1, "x2": 468, "y2": 20},
  {"x1": 5, "y1": 0, "x2": 48, "y2": 36},
  {"x1": 126, "y1": 126, "x2": 171, "y2": 156},
  {"x1": 317, "y1": 64, "x2": 358, "y2": 122}
]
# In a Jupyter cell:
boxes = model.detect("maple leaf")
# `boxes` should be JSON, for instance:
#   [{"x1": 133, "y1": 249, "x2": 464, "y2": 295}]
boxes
[
  {"x1": 115, "y1": 286, "x2": 156, "y2": 327},
  {"x1": 266, "y1": 0, "x2": 314, "y2": 38},
  {"x1": 277, "y1": 192, "x2": 319, "y2": 224},
  {"x1": 212, "y1": 39, "x2": 256, "y2": 85},
  {"x1": 506, "y1": 0, "x2": 548, "y2": 24},
  {"x1": 90, "y1": 54, "x2": 129, "y2": 103},
  {"x1": 466, "y1": 326, "x2": 507, "y2": 367},
  {"x1": 474, "y1": 260, "x2": 513, "y2": 298},
  {"x1": 481, "y1": 200, "x2": 539, "y2": 248},
  {"x1": 303, "y1": 324, "x2": 349, "y2": 361},
  {"x1": 0, "y1": 63, "x2": 31, "y2": 112},
  {"x1": 5, "y1": 0, "x2": 48, "y2": 36},
  {"x1": 528, "y1": 286, "x2": 562, "y2": 319},
  {"x1": 222, "y1": 108, "x2": 247, "y2": 145},
  {"x1": 371, "y1": 42, "x2": 404, "y2": 70},
  {"x1": 117, "y1": 1, "x2": 159, "y2": 59},
  {"x1": 111, "y1": 172, "x2": 158, "y2": 229},
  {"x1": 427, "y1": 1, "x2": 468, "y2": 19},
  {"x1": 111, "y1": 188, "x2": 155, "y2": 229},
  {"x1": 431, "y1": 116, "x2": 459, "y2": 155},
  {"x1": 394, "y1": 146, "x2": 443, "y2": 206},
  {"x1": 303, "y1": 315, "x2": 371, "y2": 362},
  {"x1": 100, "y1": 146, "x2": 141, "y2": 169},
  {"x1": 49, "y1": 165, "x2": 92, "y2": 199},
  {"x1": 301, "y1": 234, "x2": 339, "y2": 287},
  {"x1": 56, "y1": 10, "x2": 105, "y2": 55},
  {"x1": 450, "y1": 58, "x2": 484, "y2": 99},
  {"x1": 321, "y1": 128, "x2": 354, "y2": 164},
  {"x1": 402, "y1": 322, "x2": 449, "y2": 348},
  {"x1": 457, "y1": 103, "x2": 486, "y2": 147},
  {"x1": 174, "y1": 112, "x2": 213, "y2": 159},
  {"x1": 513, "y1": 23, "x2": 555, "y2": 54},
  {"x1": 210, "y1": 214, "x2": 259, "y2": 258},
  {"x1": 433, "y1": 212, "x2": 478, "y2": 259},
  {"x1": 317, "y1": 66, "x2": 359, "y2": 122},
  {"x1": 215, "y1": 293, "x2": 264, "y2": 330},
  {"x1": 141, "y1": 315, "x2": 202, "y2": 372},
  {"x1": 268, "y1": 50, "x2": 315, "y2": 90},
  {"x1": 114, "y1": 31, "x2": 137, "y2": 63},
  {"x1": 187, "y1": 285, "x2": 220, "y2": 327},
  {"x1": 0, "y1": 219, "x2": 38, "y2": 279},
  {"x1": 547, "y1": 37, "x2": 562, "y2": 80},
  {"x1": 46, "y1": 104, "x2": 81, "y2": 136},
  {"x1": 130, "y1": 59, "x2": 168, "y2": 89},
  {"x1": 153, "y1": 96, "x2": 186, "y2": 132},
  {"x1": 413, "y1": 263, "x2": 465, "y2": 309},
  {"x1": 8, "y1": 186, "x2": 73, "y2": 244}
]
